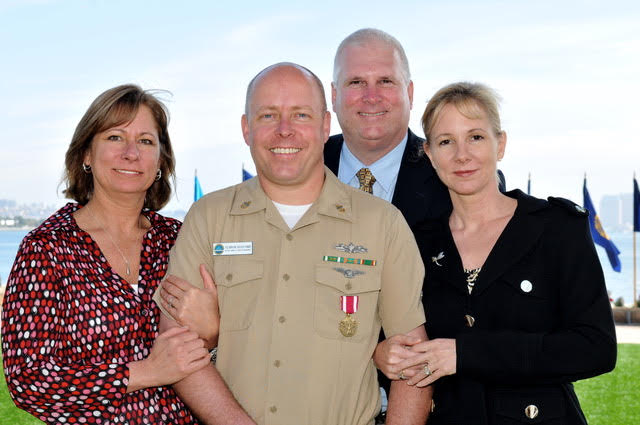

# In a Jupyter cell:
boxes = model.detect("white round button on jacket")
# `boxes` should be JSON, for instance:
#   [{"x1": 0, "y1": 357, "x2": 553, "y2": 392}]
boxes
[{"x1": 520, "y1": 280, "x2": 533, "y2": 293}]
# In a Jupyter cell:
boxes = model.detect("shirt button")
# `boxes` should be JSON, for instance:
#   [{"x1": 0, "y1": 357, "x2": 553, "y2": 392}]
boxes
[
  {"x1": 345, "y1": 282, "x2": 352, "y2": 290},
  {"x1": 226, "y1": 273, "x2": 233, "y2": 281},
  {"x1": 282, "y1": 274, "x2": 290, "y2": 281},
  {"x1": 279, "y1": 316, "x2": 286, "y2": 323},
  {"x1": 286, "y1": 234, "x2": 293, "y2": 241},
  {"x1": 141, "y1": 309, "x2": 149, "y2": 317},
  {"x1": 269, "y1": 406, "x2": 277, "y2": 413},
  {"x1": 273, "y1": 360, "x2": 281, "y2": 367}
]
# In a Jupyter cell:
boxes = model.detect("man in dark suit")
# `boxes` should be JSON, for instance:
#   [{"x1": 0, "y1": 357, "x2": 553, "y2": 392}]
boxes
[
  {"x1": 324, "y1": 28, "x2": 447, "y2": 422},
  {"x1": 324, "y1": 28, "x2": 451, "y2": 227}
]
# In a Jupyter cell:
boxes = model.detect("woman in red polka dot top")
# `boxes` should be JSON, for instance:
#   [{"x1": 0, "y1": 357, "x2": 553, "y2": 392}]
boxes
[{"x1": 1, "y1": 85, "x2": 217, "y2": 424}]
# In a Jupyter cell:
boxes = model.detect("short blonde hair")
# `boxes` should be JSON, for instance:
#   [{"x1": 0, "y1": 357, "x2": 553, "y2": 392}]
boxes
[{"x1": 421, "y1": 82, "x2": 502, "y2": 146}]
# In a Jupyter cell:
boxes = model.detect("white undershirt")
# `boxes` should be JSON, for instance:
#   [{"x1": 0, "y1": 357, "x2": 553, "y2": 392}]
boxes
[
  {"x1": 131, "y1": 283, "x2": 138, "y2": 292},
  {"x1": 272, "y1": 201, "x2": 312, "y2": 229}
]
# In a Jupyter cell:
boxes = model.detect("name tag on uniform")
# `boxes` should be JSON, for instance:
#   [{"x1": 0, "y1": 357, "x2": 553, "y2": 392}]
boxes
[{"x1": 212, "y1": 242, "x2": 253, "y2": 256}]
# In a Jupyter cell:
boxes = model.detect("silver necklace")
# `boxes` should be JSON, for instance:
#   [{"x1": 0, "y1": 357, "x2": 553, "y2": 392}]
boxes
[{"x1": 87, "y1": 203, "x2": 139, "y2": 277}]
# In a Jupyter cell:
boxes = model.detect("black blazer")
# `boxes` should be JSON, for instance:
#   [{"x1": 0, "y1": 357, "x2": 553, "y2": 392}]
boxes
[
  {"x1": 413, "y1": 190, "x2": 617, "y2": 425},
  {"x1": 324, "y1": 129, "x2": 451, "y2": 227}
]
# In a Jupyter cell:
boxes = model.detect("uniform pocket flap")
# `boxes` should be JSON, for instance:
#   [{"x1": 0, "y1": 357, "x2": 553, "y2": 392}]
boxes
[
  {"x1": 215, "y1": 259, "x2": 264, "y2": 288},
  {"x1": 315, "y1": 263, "x2": 380, "y2": 294}
]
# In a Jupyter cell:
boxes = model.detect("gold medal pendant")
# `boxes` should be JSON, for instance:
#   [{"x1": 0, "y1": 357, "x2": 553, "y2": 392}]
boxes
[{"x1": 339, "y1": 313, "x2": 358, "y2": 337}]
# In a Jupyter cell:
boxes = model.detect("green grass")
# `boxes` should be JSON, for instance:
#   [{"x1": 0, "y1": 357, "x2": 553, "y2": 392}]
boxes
[
  {"x1": 0, "y1": 352, "x2": 44, "y2": 425},
  {"x1": 0, "y1": 346, "x2": 638, "y2": 424},
  {"x1": 574, "y1": 344, "x2": 640, "y2": 425}
]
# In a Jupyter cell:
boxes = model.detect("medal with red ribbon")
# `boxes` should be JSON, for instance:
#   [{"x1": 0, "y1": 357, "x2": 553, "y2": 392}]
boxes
[{"x1": 339, "y1": 295, "x2": 359, "y2": 337}]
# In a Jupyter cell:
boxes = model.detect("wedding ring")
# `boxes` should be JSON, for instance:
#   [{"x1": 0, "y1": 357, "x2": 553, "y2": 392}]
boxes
[
  {"x1": 423, "y1": 364, "x2": 432, "y2": 376},
  {"x1": 398, "y1": 370, "x2": 406, "y2": 380}
]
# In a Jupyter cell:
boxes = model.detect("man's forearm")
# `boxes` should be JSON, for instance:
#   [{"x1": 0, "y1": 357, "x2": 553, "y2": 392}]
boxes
[
  {"x1": 174, "y1": 365, "x2": 255, "y2": 425},
  {"x1": 385, "y1": 379, "x2": 431, "y2": 425}
]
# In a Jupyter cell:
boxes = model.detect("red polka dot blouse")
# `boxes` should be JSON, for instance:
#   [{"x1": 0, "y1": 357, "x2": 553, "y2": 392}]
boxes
[{"x1": 1, "y1": 203, "x2": 200, "y2": 424}]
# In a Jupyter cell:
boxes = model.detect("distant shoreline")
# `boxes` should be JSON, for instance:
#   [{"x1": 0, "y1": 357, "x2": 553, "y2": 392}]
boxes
[{"x1": 0, "y1": 227, "x2": 32, "y2": 232}]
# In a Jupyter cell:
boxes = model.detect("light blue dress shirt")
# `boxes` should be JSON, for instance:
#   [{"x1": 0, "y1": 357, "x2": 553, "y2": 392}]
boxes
[{"x1": 337, "y1": 134, "x2": 408, "y2": 202}]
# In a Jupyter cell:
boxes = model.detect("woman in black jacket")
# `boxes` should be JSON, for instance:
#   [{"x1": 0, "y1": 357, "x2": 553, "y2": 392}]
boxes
[{"x1": 374, "y1": 82, "x2": 616, "y2": 424}]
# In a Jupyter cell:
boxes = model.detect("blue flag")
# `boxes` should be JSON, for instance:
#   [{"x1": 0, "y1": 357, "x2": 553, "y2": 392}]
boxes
[
  {"x1": 634, "y1": 176, "x2": 640, "y2": 232},
  {"x1": 583, "y1": 177, "x2": 621, "y2": 272},
  {"x1": 242, "y1": 167, "x2": 253, "y2": 181},
  {"x1": 194, "y1": 171, "x2": 203, "y2": 202}
]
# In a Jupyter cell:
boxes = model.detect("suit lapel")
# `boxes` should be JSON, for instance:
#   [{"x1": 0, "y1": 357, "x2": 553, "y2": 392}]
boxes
[
  {"x1": 392, "y1": 129, "x2": 450, "y2": 226},
  {"x1": 323, "y1": 135, "x2": 343, "y2": 176}
]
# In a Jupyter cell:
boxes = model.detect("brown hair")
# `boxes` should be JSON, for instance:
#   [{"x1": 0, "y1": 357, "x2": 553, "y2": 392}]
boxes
[
  {"x1": 421, "y1": 82, "x2": 502, "y2": 147},
  {"x1": 63, "y1": 84, "x2": 175, "y2": 210}
]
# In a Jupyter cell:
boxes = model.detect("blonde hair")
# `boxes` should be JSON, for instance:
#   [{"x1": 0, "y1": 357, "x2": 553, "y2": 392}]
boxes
[{"x1": 422, "y1": 82, "x2": 502, "y2": 146}]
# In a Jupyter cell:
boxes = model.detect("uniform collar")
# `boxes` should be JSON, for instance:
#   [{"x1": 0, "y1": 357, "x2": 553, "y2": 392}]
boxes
[{"x1": 229, "y1": 167, "x2": 354, "y2": 230}]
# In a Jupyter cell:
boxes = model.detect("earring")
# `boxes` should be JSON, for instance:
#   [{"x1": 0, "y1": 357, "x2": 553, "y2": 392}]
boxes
[
  {"x1": 82, "y1": 163, "x2": 92, "y2": 174},
  {"x1": 155, "y1": 169, "x2": 162, "y2": 181}
]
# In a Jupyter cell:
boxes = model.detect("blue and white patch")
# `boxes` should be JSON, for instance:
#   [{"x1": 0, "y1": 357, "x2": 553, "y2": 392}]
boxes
[{"x1": 212, "y1": 242, "x2": 253, "y2": 256}]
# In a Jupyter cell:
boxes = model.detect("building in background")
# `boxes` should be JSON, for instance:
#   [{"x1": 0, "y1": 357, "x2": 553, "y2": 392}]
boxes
[{"x1": 600, "y1": 193, "x2": 634, "y2": 233}]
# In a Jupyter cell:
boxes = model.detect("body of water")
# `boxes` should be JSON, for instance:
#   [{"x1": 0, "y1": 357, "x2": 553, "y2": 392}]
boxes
[{"x1": 1, "y1": 229, "x2": 638, "y2": 305}]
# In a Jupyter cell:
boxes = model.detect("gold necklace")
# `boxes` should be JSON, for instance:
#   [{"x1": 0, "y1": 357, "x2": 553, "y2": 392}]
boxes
[
  {"x1": 464, "y1": 267, "x2": 481, "y2": 294},
  {"x1": 87, "y1": 203, "x2": 140, "y2": 277}
]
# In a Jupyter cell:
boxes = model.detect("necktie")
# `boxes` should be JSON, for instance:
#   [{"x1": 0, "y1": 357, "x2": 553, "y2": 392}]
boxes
[{"x1": 356, "y1": 168, "x2": 376, "y2": 194}]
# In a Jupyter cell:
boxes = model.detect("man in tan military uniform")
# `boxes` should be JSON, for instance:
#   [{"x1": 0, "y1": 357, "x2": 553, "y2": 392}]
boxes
[{"x1": 157, "y1": 63, "x2": 430, "y2": 425}]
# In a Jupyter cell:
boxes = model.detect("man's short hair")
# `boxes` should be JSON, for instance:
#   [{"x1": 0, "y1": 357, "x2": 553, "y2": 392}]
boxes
[
  {"x1": 333, "y1": 28, "x2": 411, "y2": 83},
  {"x1": 245, "y1": 62, "x2": 327, "y2": 115}
]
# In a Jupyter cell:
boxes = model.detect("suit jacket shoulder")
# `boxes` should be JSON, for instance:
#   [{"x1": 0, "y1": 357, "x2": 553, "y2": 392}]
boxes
[{"x1": 323, "y1": 129, "x2": 451, "y2": 226}]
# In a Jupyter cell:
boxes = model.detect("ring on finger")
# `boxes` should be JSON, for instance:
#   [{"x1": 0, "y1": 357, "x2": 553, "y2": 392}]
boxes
[
  {"x1": 398, "y1": 370, "x2": 406, "y2": 380},
  {"x1": 423, "y1": 364, "x2": 432, "y2": 377}
]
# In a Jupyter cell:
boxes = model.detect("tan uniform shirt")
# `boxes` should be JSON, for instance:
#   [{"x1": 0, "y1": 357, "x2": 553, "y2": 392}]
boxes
[{"x1": 156, "y1": 169, "x2": 425, "y2": 425}]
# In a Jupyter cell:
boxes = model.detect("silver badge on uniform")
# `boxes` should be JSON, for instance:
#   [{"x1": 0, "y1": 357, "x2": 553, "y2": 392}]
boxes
[
  {"x1": 333, "y1": 267, "x2": 365, "y2": 278},
  {"x1": 335, "y1": 242, "x2": 368, "y2": 253}
]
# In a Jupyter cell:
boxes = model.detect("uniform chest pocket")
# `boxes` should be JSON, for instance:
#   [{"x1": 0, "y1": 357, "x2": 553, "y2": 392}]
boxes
[
  {"x1": 313, "y1": 263, "x2": 381, "y2": 342},
  {"x1": 214, "y1": 259, "x2": 264, "y2": 331}
]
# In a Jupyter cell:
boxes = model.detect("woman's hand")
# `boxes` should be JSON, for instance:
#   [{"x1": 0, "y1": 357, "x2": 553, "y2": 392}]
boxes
[
  {"x1": 160, "y1": 264, "x2": 220, "y2": 349},
  {"x1": 373, "y1": 333, "x2": 423, "y2": 380},
  {"x1": 395, "y1": 338, "x2": 457, "y2": 387},
  {"x1": 128, "y1": 327, "x2": 210, "y2": 392}
]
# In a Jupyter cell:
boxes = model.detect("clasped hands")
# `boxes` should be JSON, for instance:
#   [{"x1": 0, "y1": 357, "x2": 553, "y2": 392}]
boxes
[
  {"x1": 373, "y1": 334, "x2": 457, "y2": 387},
  {"x1": 159, "y1": 264, "x2": 220, "y2": 350}
]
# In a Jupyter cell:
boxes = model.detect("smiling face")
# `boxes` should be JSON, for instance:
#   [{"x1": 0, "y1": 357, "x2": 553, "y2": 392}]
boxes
[
  {"x1": 332, "y1": 40, "x2": 413, "y2": 163},
  {"x1": 242, "y1": 65, "x2": 330, "y2": 203},
  {"x1": 84, "y1": 105, "x2": 161, "y2": 202},
  {"x1": 425, "y1": 102, "x2": 506, "y2": 197}
]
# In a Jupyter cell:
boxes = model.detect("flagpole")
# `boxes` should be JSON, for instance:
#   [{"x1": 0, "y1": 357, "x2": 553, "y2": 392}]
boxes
[
  {"x1": 634, "y1": 230, "x2": 637, "y2": 306},
  {"x1": 634, "y1": 171, "x2": 637, "y2": 306}
]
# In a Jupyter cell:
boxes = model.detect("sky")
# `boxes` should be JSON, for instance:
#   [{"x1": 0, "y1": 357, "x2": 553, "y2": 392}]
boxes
[{"x1": 1, "y1": 0, "x2": 639, "y2": 213}]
